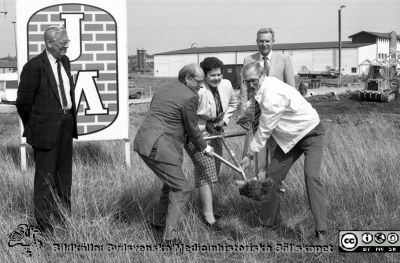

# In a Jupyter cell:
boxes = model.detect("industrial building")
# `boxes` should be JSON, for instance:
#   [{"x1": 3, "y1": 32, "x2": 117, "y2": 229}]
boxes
[
  {"x1": 0, "y1": 61, "x2": 17, "y2": 73},
  {"x1": 154, "y1": 31, "x2": 400, "y2": 87}
]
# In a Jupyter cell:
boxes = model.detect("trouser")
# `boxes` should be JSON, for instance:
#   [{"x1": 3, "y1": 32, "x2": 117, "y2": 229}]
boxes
[
  {"x1": 255, "y1": 137, "x2": 276, "y2": 175},
  {"x1": 33, "y1": 112, "x2": 73, "y2": 233},
  {"x1": 252, "y1": 119, "x2": 277, "y2": 175},
  {"x1": 259, "y1": 123, "x2": 328, "y2": 231},
  {"x1": 140, "y1": 155, "x2": 192, "y2": 240}
]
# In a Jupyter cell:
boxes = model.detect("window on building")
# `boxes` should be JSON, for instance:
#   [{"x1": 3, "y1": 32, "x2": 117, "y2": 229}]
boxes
[{"x1": 351, "y1": 67, "x2": 357, "y2": 73}]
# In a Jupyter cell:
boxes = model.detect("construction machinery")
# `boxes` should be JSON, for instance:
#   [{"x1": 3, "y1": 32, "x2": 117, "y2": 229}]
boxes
[
  {"x1": 358, "y1": 31, "x2": 400, "y2": 102},
  {"x1": 358, "y1": 56, "x2": 400, "y2": 102}
]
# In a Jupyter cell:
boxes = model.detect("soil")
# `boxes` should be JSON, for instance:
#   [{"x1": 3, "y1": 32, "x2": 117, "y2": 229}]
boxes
[
  {"x1": 309, "y1": 92, "x2": 400, "y2": 116},
  {"x1": 239, "y1": 178, "x2": 273, "y2": 201}
]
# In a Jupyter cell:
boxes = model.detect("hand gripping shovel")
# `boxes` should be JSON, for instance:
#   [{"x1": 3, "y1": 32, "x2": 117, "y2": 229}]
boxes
[{"x1": 204, "y1": 132, "x2": 273, "y2": 201}]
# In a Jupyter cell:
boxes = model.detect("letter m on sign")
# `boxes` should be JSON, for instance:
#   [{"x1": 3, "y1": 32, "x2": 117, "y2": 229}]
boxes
[{"x1": 27, "y1": 4, "x2": 119, "y2": 135}]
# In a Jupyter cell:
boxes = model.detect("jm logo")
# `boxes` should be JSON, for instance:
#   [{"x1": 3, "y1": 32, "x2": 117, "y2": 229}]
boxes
[{"x1": 61, "y1": 13, "x2": 108, "y2": 115}]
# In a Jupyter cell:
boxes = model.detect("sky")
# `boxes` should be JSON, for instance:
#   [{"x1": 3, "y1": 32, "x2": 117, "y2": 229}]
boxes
[{"x1": 0, "y1": 0, "x2": 399, "y2": 57}]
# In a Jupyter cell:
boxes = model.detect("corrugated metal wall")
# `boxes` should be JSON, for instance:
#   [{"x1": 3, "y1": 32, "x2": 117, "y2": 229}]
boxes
[
  {"x1": 155, "y1": 46, "x2": 371, "y2": 77},
  {"x1": 154, "y1": 54, "x2": 197, "y2": 77}
]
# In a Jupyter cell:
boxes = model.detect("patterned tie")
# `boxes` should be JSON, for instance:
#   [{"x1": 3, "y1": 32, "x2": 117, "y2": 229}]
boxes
[
  {"x1": 263, "y1": 56, "x2": 270, "y2": 76},
  {"x1": 214, "y1": 88, "x2": 222, "y2": 117},
  {"x1": 254, "y1": 99, "x2": 261, "y2": 130},
  {"x1": 56, "y1": 59, "x2": 68, "y2": 108}
]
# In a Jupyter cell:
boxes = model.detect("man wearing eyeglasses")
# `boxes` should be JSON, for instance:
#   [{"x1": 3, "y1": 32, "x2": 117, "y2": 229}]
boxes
[
  {"x1": 240, "y1": 62, "x2": 328, "y2": 242},
  {"x1": 238, "y1": 27, "x2": 295, "y2": 181},
  {"x1": 16, "y1": 26, "x2": 77, "y2": 235},
  {"x1": 134, "y1": 63, "x2": 214, "y2": 245}
]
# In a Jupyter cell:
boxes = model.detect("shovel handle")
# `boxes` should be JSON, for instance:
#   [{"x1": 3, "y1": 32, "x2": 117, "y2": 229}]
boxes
[
  {"x1": 203, "y1": 131, "x2": 248, "y2": 140},
  {"x1": 211, "y1": 152, "x2": 248, "y2": 181},
  {"x1": 220, "y1": 137, "x2": 247, "y2": 180}
]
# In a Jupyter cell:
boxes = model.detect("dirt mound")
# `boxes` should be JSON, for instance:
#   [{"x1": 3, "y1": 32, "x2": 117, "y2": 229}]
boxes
[{"x1": 239, "y1": 178, "x2": 273, "y2": 201}]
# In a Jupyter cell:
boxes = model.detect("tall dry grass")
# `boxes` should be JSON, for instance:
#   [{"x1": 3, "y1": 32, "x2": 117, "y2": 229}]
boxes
[{"x1": 1, "y1": 108, "x2": 400, "y2": 262}]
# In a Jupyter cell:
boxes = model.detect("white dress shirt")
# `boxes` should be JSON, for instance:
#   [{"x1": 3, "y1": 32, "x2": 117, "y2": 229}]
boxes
[
  {"x1": 46, "y1": 50, "x2": 72, "y2": 109},
  {"x1": 250, "y1": 76, "x2": 320, "y2": 154}
]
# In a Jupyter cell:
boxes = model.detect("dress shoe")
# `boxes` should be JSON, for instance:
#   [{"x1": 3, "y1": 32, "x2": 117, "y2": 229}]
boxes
[
  {"x1": 147, "y1": 221, "x2": 164, "y2": 232},
  {"x1": 213, "y1": 213, "x2": 222, "y2": 220},
  {"x1": 316, "y1": 231, "x2": 327, "y2": 244},
  {"x1": 36, "y1": 223, "x2": 54, "y2": 237},
  {"x1": 262, "y1": 223, "x2": 280, "y2": 230},
  {"x1": 200, "y1": 216, "x2": 223, "y2": 231},
  {"x1": 160, "y1": 237, "x2": 183, "y2": 246}
]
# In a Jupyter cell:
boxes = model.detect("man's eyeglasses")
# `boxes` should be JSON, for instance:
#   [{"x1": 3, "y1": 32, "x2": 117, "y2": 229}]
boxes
[
  {"x1": 191, "y1": 77, "x2": 204, "y2": 85},
  {"x1": 243, "y1": 78, "x2": 259, "y2": 87},
  {"x1": 56, "y1": 40, "x2": 71, "y2": 48}
]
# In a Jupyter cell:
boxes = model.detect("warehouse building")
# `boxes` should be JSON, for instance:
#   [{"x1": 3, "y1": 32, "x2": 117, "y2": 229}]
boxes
[
  {"x1": 0, "y1": 61, "x2": 17, "y2": 73},
  {"x1": 154, "y1": 31, "x2": 400, "y2": 87}
]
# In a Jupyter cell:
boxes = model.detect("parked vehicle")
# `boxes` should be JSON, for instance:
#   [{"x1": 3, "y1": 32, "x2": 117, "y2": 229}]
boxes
[
  {"x1": 128, "y1": 82, "x2": 144, "y2": 99},
  {"x1": 0, "y1": 73, "x2": 18, "y2": 103},
  {"x1": 298, "y1": 66, "x2": 339, "y2": 78}
]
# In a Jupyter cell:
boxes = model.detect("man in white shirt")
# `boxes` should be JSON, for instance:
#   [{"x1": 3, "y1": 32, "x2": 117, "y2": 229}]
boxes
[
  {"x1": 239, "y1": 27, "x2": 295, "y2": 182},
  {"x1": 240, "y1": 62, "x2": 328, "y2": 241}
]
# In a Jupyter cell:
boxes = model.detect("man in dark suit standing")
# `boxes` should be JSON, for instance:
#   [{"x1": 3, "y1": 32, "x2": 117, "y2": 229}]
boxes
[
  {"x1": 238, "y1": 28, "x2": 295, "y2": 179},
  {"x1": 134, "y1": 63, "x2": 213, "y2": 244},
  {"x1": 16, "y1": 26, "x2": 78, "y2": 234}
]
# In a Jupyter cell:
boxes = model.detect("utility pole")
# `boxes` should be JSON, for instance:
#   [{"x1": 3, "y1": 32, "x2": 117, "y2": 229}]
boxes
[
  {"x1": 338, "y1": 5, "x2": 346, "y2": 86},
  {"x1": 12, "y1": 22, "x2": 17, "y2": 58}
]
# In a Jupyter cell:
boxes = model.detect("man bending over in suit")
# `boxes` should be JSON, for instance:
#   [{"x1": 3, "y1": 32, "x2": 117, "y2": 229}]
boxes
[
  {"x1": 17, "y1": 26, "x2": 78, "y2": 234},
  {"x1": 134, "y1": 64, "x2": 214, "y2": 245}
]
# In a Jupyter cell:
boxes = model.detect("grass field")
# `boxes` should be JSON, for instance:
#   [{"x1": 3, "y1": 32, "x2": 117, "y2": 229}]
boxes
[{"x1": 1, "y1": 79, "x2": 400, "y2": 262}]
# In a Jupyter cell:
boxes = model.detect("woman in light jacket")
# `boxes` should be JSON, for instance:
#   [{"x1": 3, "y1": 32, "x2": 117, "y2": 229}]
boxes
[{"x1": 184, "y1": 57, "x2": 238, "y2": 229}]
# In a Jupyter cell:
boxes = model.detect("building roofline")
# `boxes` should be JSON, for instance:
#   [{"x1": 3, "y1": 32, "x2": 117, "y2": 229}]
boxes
[
  {"x1": 0, "y1": 61, "x2": 17, "y2": 68},
  {"x1": 155, "y1": 41, "x2": 372, "y2": 56},
  {"x1": 348, "y1": 30, "x2": 400, "y2": 40}
]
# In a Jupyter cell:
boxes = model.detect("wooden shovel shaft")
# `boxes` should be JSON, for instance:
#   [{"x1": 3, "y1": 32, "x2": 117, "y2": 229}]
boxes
[
  {"x1": 220, "y1": 137, "x2": 247, "y2": 180},
  {"x1": 203, "y1": 131, "x2": 248, "y2": 140},
  {"x1": 211, "y1": 152, "x2": 244, "y2": 176},
  {"x1": 204, "y1": 131, "x2": 249, "y2": 181}
]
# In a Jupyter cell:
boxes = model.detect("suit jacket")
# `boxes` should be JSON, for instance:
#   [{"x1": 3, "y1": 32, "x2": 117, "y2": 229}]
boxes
[
  {"x1": 133, "y1": 80, "x2": 207, "y2": 166},
  {"x1": 240, "y1": 51, "x2": 295, "y2": 105},
  {"x1": 243, "y1": 51, "x2": 295, "y2": 86},
  {"x1": 197, "y1": 79, "x2": 238, "y2": 131},
  {"x1": 16, "y1": 50, "x2": 78, "y2": 150}
]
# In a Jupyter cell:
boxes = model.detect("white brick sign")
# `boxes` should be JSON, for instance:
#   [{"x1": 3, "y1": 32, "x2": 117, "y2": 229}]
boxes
[{"x1": 16, "y1": 0, "x2": 128, "y2": 141}]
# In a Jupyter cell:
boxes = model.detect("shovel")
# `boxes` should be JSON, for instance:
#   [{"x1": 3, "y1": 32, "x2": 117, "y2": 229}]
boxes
[{"x1": 204, "y1": 132, "x2": 273, "y2": 201}]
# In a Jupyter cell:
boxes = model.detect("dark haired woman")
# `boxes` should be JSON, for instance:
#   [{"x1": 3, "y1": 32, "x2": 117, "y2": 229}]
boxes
[{"x1": 184, "y1": 57, "x2": 238, "y2": 229}]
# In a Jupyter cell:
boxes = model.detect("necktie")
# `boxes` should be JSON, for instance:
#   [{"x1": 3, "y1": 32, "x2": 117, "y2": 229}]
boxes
[
  {"x1": 263, "y1": 56, "x2": 270, "y2": 76},
  {"x1": 56, "y1": 59, "x2": 68, "y2": 108},
  {"x1": 254, "y1": 99, "x2": 261, "y2": 130},
  {"x1": 213, "y1": 88, "x2": 222, "y2": 117}
]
